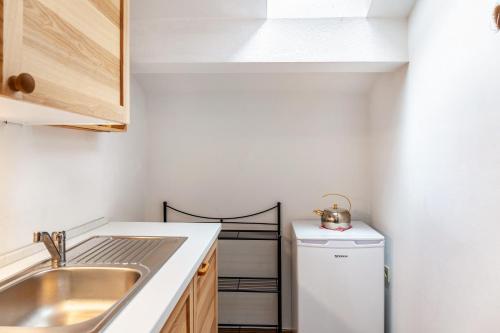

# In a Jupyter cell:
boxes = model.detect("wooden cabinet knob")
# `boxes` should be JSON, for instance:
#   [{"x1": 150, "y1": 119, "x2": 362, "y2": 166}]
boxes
[
  {"x1": 495, "y1": 5, "x2": 500, "y2": 30},
  {"x1": 8, "y1": 73, "x2": 35, "y2": 94},
  {"x1": 197, "y1": 262, "x2": 210, "y2": 276}
]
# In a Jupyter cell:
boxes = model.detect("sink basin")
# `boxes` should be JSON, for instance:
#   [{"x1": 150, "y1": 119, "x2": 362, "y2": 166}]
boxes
[
  {"x1": 0, "y1": 267, "x2": 140, "y2": 328},
  {"x1": 0, "y1": 236, "x2": 186, "y2": 332}
]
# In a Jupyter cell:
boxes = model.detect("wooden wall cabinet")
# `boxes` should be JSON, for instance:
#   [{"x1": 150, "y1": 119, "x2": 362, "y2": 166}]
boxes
[
  {"x1": 162, "y1": 243, "x2": 218, "y2": 333},
  {"x1": 0, "y1": 0, "x2": 129, "y2": 131}
]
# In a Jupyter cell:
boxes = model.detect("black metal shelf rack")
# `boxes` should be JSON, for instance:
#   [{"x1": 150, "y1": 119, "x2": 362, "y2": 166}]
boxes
[{"x1": 163, "y1": 201, "x2": 282, "y2": 332}]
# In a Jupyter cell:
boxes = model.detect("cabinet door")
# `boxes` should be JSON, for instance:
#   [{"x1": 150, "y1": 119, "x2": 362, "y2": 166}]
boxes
[
  {"x1": 161, "y1": 282, "x2": 194, "y2": 333},
  {"x1": 1, "y1": 0, "x2": 129, "y2": 123},
  {"x1": 194, "y1": 243, "x2": 218, "y2": 333}
]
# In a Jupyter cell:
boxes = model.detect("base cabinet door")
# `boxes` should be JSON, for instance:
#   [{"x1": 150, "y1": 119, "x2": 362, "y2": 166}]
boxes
[
  {"x1": 194, "y1": 244, "x2": 217, "y2": 333},
  {"x1": 161, "y1": 243, "x2": 217, "y2": 333},
  {"x1": 161, "y1": 282, "x2": 194, "y2": 333}
]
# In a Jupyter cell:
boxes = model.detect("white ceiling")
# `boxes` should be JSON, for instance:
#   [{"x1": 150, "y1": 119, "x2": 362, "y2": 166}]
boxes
[
  {"x1": 131, "y1": 1, "x2": 413, "y2": 96},
  {"x1": 131, "y1": 0, "x2": 417, "y2": 20}
]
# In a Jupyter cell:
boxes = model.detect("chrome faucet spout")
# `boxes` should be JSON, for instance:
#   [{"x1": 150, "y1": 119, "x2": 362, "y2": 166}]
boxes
[{"x1": 33, "y1": 231, "x2": 66, "y2": 267}]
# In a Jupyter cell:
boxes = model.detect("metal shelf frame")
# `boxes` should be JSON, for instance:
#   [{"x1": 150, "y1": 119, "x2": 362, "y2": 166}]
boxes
[{"x1": 163, "y1": 201, "x2": 282, "y2": 332}]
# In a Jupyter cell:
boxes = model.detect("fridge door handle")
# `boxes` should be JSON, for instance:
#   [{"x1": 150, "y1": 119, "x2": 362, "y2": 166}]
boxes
[
  {"x1": 297, "y1": 239, "x2": 384, "y2": 248},
  {"x1": 354, "y1": 240, "x2": 384, "y2": 246},
  {"x1": 297, "y1": 239, "x2": 329, "y2": 246}
]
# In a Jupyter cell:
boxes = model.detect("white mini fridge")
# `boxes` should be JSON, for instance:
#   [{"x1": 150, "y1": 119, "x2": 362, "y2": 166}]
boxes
[{"x1": 292, "y1": 220, "x2": 385, "y2": 333}]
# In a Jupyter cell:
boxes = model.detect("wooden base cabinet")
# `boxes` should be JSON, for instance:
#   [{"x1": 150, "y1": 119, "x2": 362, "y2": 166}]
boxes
[{"x1": 162, "y1": 243, "x2": 217, "y2": 333}]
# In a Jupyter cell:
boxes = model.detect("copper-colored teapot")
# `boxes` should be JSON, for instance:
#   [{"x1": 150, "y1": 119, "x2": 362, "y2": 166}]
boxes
[{"x1": 313, "y1": 193, "x2": 352, "y2": 230}]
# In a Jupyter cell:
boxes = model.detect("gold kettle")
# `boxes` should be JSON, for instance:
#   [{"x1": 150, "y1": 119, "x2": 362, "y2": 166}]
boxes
[{"x1": 313, "y1": 193, "x2": 352, "y2": 230}]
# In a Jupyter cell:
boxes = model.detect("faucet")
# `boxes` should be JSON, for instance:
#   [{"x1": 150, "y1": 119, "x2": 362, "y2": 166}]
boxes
[{"x1": 33, "y1": 231, "x2": 66, "y2": 267}]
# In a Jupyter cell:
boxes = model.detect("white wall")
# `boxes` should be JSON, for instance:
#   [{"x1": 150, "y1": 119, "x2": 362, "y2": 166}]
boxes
[
  {"x1": 369, "y1": 1, "x2": 500, "y2": 332},
  {"x1": 142, "y1": 73, "x2": 374, "y2": 328},
  {"x1": 0, "y1": 79, "x2": 148, "y2": 254}
]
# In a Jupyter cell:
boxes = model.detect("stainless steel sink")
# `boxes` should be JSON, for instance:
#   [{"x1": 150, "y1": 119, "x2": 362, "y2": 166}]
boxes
[
  {"x1": 0, "y1": 236, "x2": 186, "y2": 332},
  {"x1": 0, "y1": 267, "x2": 140, "y2": 328}
]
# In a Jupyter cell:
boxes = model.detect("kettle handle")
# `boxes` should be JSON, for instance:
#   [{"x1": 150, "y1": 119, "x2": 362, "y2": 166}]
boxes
[
  {"x1": 322, "y1": 193, "x2": 352, "y2": 212},
  {"x1": 313, "y1": 209, "x2": 324, "y2": 216}
]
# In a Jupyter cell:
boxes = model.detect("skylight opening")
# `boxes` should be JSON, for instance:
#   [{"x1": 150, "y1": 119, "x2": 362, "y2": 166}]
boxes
[{"x1": 267, "y1": 0, "x2": 372, "y2": 18}]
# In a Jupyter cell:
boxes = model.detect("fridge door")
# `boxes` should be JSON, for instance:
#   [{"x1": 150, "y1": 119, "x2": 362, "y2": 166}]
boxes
[{"x1": 296, "y1": 242, "x2": 384, "y2": 333}]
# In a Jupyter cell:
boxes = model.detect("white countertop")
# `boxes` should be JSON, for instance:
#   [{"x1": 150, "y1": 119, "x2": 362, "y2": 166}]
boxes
[{"x1": 0, "y1": 222, "x2": 221, "y2": 333}]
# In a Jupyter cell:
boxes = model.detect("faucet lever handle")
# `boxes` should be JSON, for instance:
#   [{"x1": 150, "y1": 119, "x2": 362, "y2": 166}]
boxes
[
  {"x1": 51, "y1": 231, "x2": 66, "y2": 241},
  {"x1": 33, "y1": 231, "x2": 47, "y2": 243}
]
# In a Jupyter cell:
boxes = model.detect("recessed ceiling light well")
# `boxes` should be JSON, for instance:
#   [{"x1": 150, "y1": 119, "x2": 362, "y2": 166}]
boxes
[{"x1": 267, "y1": 0, "x2": 372, "y2": 18}]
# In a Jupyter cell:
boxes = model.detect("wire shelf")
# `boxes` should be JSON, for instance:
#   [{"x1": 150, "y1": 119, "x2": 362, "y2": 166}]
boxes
[
  {"x1": 219, "y1": 277, "x2": 279, "y2": 293},
  {"x1": 218, "y1": 230, "x2": 279, "y2": 241},
  {"x1": 218, "y1": 324, "x2": 279, "y2": 333}
]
